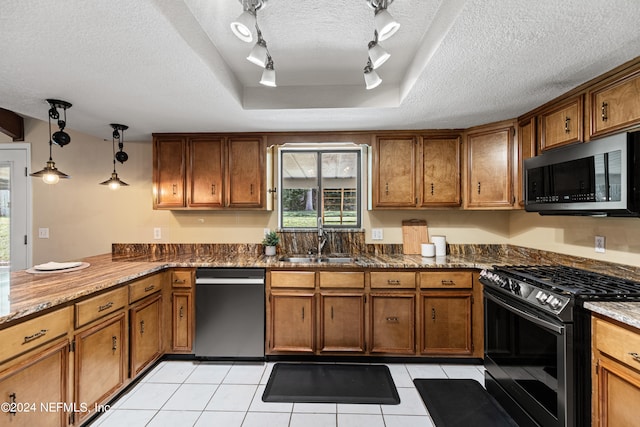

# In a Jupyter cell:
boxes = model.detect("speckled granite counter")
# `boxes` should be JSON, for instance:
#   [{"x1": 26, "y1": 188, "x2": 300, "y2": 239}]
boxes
[{"x1": 584, "y1": 301, "x2": 640, "y2": 330}]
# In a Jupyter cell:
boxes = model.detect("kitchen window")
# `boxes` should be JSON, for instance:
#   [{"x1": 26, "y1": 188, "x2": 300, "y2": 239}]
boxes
[{"x1": 278, "y1": 144, "x2": 363, "y2": 229}]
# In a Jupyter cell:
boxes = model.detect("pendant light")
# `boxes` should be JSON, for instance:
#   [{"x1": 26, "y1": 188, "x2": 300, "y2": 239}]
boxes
[
  {"x1": 100, "y1": 124, "x2": 129, "y2": 190},
  {"x1": 368, "y1": 0, "x2": 400, "y2": 41},
  {"x1": 30, "y1": 99, "x2": 72, "y2": 184}
]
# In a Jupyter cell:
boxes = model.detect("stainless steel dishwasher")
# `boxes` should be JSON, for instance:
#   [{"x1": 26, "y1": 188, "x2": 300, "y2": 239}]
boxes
[{"x1": 195, "y1": 268, "x2": 265, "y2": 359}]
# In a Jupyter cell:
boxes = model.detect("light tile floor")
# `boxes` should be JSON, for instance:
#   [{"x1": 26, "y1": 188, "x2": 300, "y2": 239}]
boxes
[{"x1": 90, "y1": 360, "x2": 485, "y2": 427}]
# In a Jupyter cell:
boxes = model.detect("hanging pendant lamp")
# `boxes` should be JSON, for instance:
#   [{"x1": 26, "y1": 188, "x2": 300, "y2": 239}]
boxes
[
  {"x1": 100, "y1": 124, "x2": 129, "y2": 190},
  {"x1": 30, "y1": 99, "x2": 72, "y2": 184}
]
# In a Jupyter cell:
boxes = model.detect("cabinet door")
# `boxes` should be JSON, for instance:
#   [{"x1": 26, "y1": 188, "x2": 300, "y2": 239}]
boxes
[
  {"x1": 153, "y1": 136, "x2": 186, "y2": 208},
  {"x1": 590, "y1": 69, "x2": 640, "y2": 137},
  {"x1": 539, "y1": 96, "x2": 583, "y2": 151},
  {"x1": 466, "y1": 126, "x2": 514, "y2": 208},
  {"x1": 227, "y1": 137, "x2": 265, "y2": 208},
  {"x1": 189, "y1": 137, "x2": 224, "y2": 207},
  {"x1": 172, "y1": 291, "x2": 193, "y2": 352},
  {"x1": 517, "y1": 117, "x2": 536, "y2": 207},
  {"x1": 595, "y1": 356, "x2": 640, "y2": 427},
  {"x1": 130, "y1": 294, "x2": 162, "y2": 376},
  {"x1": 369, "y1": 293, "x2": 415, "y2": 354},
  {"x1": 75, "y1": 312, "x2": 126, "y2": 423},
  {"x1": 420, "y1": 291, "x2": 472, "y2": 355},
  {"x1": 319, "y1": 293, "x2": 365, "y2": 353},
  {"x1": 269, "y1": 293, "x2": 314, "y2": 353},
  {"x1": 373, "y1": 136, "x2": 417, "y2": 208},
  {"x1": 0, "y1": 340, "x2": 68, "y2": 427},
  {"x1": 421, "y1": 137, "x2": 461, "y2": 206}
]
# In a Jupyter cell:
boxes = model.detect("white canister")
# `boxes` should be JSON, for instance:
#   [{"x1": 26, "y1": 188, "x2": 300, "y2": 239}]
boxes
[
  {"x1": 421, "y1": 243, "x2": 435, "y2": 257},
  {"x1": 431, "y1": 235, "x2": 446, "y2": 256}
]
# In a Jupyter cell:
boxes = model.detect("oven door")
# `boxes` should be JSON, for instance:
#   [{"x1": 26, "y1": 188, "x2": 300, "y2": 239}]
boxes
[{"x1": 484, "y1": 288, "x2": 573, "y2": 427}]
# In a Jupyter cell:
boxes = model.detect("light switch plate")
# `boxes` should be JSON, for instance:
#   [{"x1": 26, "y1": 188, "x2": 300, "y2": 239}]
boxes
[
  {"x1": 371, "y1": 228, "x2": 383, "y2": 240},
  {"x1": 38, "y1": 228, "x2": 49, "y2": 239},
  {"x1": 595, "y1": 236, "x2": 605, "y2": 253}
]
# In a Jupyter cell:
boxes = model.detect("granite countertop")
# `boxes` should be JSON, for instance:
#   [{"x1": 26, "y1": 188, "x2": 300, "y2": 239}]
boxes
[{"x1": 584, "y1": 301, "x2": 640, "y2": 330}]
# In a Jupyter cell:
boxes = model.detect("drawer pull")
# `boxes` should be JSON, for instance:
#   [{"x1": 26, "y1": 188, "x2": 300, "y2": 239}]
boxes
[
  {"x1": 179, "y1": 306, "x2": 184, "y2": 319},
  {"x1": 144, "y1": 285, "x2": 155, "y2": 292},
  {"x1": 629, "y1": 352, "x2": 640, "y2": 363},
  {"x1": 22, "y1": 329, "x2": 48, "y2": 344},
  {"x1": 564, "y1": 116, "x2": 571, "y2": 134},
  {"x1": 98, "y1": 301, "x2": 114, "y2": 312},
  {"x1": 601, "y1": 101, "x2": 608, "y2": 122},
  {"x1": 432, "y1": 308, "x2": 436, "y2": 320},
  {"x1": 386, "y1": 316, "x2": 399, "y2": 323},
  {"x1": 140, "y1": 320, "x2": 145, "y2": 334},
  {"x1": 173, "y1": 279, "x2": 186, "y2": 285},
  {"x1": 112, "y1": 336, "x2": 118, "y2": 352},
  {"x1": 441, "y1": 280, "x2": 456, "y2": 286},
  {"x1": 387, "y1": 279, "x2": 401, "y2": 285}
]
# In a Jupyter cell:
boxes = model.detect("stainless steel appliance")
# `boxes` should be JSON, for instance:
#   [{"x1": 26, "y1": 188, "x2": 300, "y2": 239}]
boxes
[
  {"x1": 480, "y1": 265, "x2": 640, "y2": 427},
  {"x1": 524, "y1": 130, "x2": 640, "y2": 216},
  {"x1": 195, "y1": 268, "x2": 265, "y2": 359}
]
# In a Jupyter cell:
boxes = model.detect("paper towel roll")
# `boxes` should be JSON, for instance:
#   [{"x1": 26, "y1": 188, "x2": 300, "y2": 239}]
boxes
[{"x1": 431, "y1": 235, "x2": 446, "y2": 256}]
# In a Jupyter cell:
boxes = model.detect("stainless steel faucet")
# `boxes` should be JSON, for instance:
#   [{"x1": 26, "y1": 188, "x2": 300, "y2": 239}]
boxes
[{"x1": 317, "y1": 217, "x2": 327, "y2": 256}]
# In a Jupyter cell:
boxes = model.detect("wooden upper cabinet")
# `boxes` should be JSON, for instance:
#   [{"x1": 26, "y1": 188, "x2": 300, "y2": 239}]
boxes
[
  {"x1": 373, "y1": 136, "x2": 417, "y2": 208},
  {"x1": 538, "y1": 95, "x2": 584, "y2": 151},
  {"x1": 465, "y1": 123, "x2": 514, "y2": 209},
  {"x1": 227, "y1": 137, "x2": 265, "y2": 208},
  {"x1": 189, "y1": 137, "x2": 224, "y2": 208},
  {"x1": 517, "y1": 117, "x2": 536, "y2": 207},
  {"x1": 590, "y1": 68, "x2": 640, "y2": 138},
  {"x1": 421, "y1": 137, "x2": 461, "y2": 207},
  {"x1": 153, "y1": 136, "x2": 186, "y2": 208}
]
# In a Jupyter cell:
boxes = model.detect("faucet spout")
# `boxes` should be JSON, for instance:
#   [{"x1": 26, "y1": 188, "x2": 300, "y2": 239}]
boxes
[{"x1": 317, "y1": 217, "x2": 326, "y2": 255}]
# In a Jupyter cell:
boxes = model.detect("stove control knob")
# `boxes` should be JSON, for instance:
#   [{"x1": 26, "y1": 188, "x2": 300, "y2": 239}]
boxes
[
  {"x1": 549, "y1": 297, "x2": 563, "y2": 310},
  {"x1": 511, "y1": 281, "x2": 522, "y2": 296},
  {"x1": 536, "y1": 291, "x2": 548, "y2": 304}
]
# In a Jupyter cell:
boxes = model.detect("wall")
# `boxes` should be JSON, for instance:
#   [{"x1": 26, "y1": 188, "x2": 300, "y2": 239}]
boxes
[{"x1": 6, "y1": 118, "x2": 640, "y2": 267}]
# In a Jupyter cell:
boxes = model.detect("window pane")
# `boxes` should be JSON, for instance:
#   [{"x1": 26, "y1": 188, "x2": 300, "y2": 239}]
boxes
[
  {"x1": 321, "y1": 152, "x2": 358, "y2": 227},
  {"x1": 281, "y1": 152, "x2": 318, "y2": 228}
]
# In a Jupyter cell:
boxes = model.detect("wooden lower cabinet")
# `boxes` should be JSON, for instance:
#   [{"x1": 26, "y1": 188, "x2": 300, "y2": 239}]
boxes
[
  {"x1": 269, "y1": 292, "x2": 315, "y2": 353},
  {"x1": 319, "y1": 293, "x2": 365, "y2": 353},
  {"x1": 172, "y1": 291, "x2": 193, "y2": 352},
  {"x1": 130, "y1": 294, "x2": 162, "y2": 376},
  {"x1": 0, "y1": 339, "x2": 69, "y2": 427},
  {"x1": 369, "y1": 293, "x2": 415, "y2": 354},
  {"x1": 420, "y1": 291, "x2": 472, "y2": 355},
  {"x1": 592, "y1": 315, "x2": 640, "y2": 426},
  {"x1": 74, "y1": 312, "x2": 126, "y2": 424}
]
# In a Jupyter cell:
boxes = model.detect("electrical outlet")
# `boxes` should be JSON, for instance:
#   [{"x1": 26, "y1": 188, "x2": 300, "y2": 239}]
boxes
[
  {"x1": 372, "y1": 228, "x2": 383, "y2": 240},
  {"x1": 595, "y1": 236, "x2": 605, "y2": 253},
  {"x1": 38, "y1": 228, "x2": 49, "y2": 239},
  {"x1": 153, "y1": 228, "x2": 162, "y2": 240}
]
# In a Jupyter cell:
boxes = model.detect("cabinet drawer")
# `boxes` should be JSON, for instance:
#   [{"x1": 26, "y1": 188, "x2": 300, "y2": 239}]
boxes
[
  {"x1": 370, "y1": 272, "x2": 416, "y2": 289},
  {"x1": 75, "y1": 287, "x2": 128, "y2": 328},
  {"x1": 420, "y1": 271, "x2": 472, "y2": 289},
  {"x1": 129, "y1": 274, "x2": 162, "y2": 303},
  {"x1": 171, "y1": 269, "x2": 193, "y2": 288},
  {"x1": 0, "y1": 307, "x2": 72, "y2": 364},
  {"x1": 270, "y1": 271, "x2": 315, "y2": 288},
  {"x1": 595, "y1": 317, "x2": 640, "y2": 370},
  {"x1": 319, "y1": 272, "x2": 365, "y2": 289}
]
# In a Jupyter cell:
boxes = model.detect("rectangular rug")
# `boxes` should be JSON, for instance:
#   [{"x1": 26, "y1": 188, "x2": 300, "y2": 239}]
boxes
[
  {"x1": 414, "y1": 379, "x2": 518, "y2": 427},
  {"x1": 262, "y1": 363, "x2": 400, "y2": 404}
]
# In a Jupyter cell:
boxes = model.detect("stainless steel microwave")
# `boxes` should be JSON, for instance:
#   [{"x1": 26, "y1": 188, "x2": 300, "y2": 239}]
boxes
[{"x1": 524, "y1": 131, "x2": 640, "y2": 216}]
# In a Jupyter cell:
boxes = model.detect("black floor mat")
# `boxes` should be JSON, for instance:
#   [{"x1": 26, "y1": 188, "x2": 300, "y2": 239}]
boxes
[
  {"x1": 414, "y1": 379, "x2": 518, "y2": 427},
  {"x1": 262, "y1": 363, "x2": 400, "y2": 404}
]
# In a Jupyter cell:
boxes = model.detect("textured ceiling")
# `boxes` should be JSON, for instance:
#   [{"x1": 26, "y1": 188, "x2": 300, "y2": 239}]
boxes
[{"x1": 1, "y1": 0, "x2": 640, "y2": 141}]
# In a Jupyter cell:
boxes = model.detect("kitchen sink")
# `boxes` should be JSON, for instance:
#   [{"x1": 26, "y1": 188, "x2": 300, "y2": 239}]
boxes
[{"x1": 278, "y1": 255, "x2": 357, "y2": 264}]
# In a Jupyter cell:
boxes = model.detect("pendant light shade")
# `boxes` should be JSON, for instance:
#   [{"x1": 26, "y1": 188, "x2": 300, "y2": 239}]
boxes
[
  {"x1": 230, "y1": 10, "x2": 256, "y2": 42},
  {"x1": 364, "y1": 60, "x2": 382, "y2": 90},
  {"x1": 368, "y1": 39, "x2": 390, "y2": 69},
  {"x1": 100, "y1": 124, "x2": 129, "y2": 190},
  {"x1": 260, "y1": 57, "x2": 277, "y2": 87},
  {"x1": 30, "y1": 99, "x2": 72, "y2": 184},
  {"x1": 374, "y1": 7, "x2": 400, "y2": 41},
  {"x1": 247, "y1": 35, "x2": 268, "y2": 67}
]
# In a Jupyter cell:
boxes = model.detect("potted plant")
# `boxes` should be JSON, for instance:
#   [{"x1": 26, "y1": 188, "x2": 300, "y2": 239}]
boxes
[{"x1": 262, "y1": 230, "x2": 279, "y2": 256}]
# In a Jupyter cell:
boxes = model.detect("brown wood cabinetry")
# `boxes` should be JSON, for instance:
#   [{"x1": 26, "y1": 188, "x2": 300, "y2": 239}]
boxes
[
  {"x1": 465, "y1": 122, "x2": 515, "y2": 209},
  {"x1": 592, "y1": 315, "x2": 640, "y2": 426},
  {"x1": 269, "y1": 292, "x2": 315, "y2": 353},
  {"x1": 539, "y1": 95, "x2": 583, "y2": 151},
  {"x1": 170, "y1": 269, "x2": 194, "y2": 353},
  {"x1": 153, "y1": 134, "x2": 266, "y2": 210},
  {"x1": 590, "y1": 68, "x2": 640, "y2": 138},
  {"x1": 0, "y1": 339, "x2": 69, "y2": 427},
  {"x1": 369, "y1": 293, "x2": 415, "y2": 354},
  {"x1": 517, "y1": 117, "x2": 536, "y2": 206},
  {"x1": 74, "y1": 312, "x2": 126, "y2": 424},
  {"x1": 319, "y1": 293, "x2": 366, "y2": 353},
  {"x1": 130, "y1": 294, "x2": 162, "y2": 376},
  {"x1": 372, "y1": 136, "x2": 417, "y2": 208},
  {"x1": 421, "y1": 137, "x2": 461, "y2": 207}
]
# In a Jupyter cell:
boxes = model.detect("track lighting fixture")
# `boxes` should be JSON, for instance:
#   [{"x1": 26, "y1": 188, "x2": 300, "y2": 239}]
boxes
[
  {"x1": 30, "y1": 99, "x2": 72, "y2": 184},
  {"x1": 363, "y1": 0, "x2": 400, "y2": 89},
  {"x1": 231, "y1": 0, "x2": 276, "y2": 87},
  {"x1": 100, "y1": 124, "x2": 129, "y2": 190}
]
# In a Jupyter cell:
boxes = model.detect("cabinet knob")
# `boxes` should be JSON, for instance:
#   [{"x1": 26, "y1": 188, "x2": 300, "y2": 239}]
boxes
[
  {"x1": 601, "y1": 102, "x2": 608, "y2": 122},
  {"x1": 386, "y1": 316, "x2": 399, "y2": 323},
  {"x1": 179, "y1": 306, "x2": 184, "y2": 319},
  {"x1": 477, "y1": 182, "x2": 481, "y2": 194},
  {"x1": 629, "y1": 352, "x2": 640, "y2": 363}
]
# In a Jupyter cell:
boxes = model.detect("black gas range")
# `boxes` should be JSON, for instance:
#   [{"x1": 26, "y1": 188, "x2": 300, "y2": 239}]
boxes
[{"x1": 480, "y1": 265, "x2": 640, "y2": 427}]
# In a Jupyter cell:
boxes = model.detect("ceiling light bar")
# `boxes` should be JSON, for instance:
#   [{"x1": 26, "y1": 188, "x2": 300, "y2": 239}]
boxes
[{"x1": 363, "y1": 0, "x2": 399, "y2": 89}]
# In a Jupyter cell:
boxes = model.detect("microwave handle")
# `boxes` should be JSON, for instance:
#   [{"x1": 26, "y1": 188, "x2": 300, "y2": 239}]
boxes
[{"x1": 485, "y1": 291, "x2": 564, "y2": 335}]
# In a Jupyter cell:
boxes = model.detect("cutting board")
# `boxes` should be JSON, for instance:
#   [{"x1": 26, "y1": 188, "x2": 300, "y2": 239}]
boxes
[{"x1": 402, "y1": 220, "x2": 429, "y2": 254}]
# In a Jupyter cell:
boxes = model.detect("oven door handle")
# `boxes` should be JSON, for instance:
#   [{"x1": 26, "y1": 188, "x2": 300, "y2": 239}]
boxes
[{"x1": 485, "y1": 291, "x2": 564, "y2": 335}]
